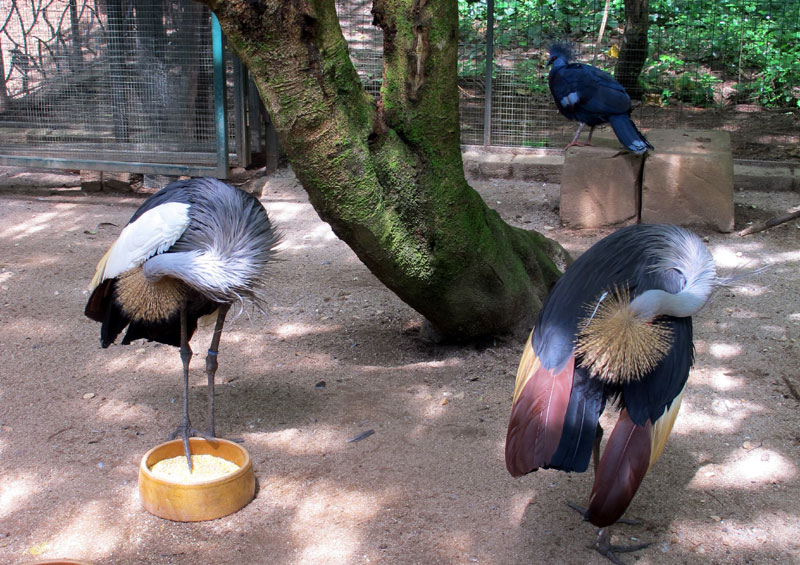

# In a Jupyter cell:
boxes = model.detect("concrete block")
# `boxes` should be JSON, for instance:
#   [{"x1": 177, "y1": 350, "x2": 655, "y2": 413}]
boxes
[
  {"x1": 461, "y1": 149, "x2": 482, "y2": 177},
  {"x1": 734, "y1": 164, "x2": 794, "y2": 192},
  {"x1": 81, "y1": 170, "x2": 134, "y2": 192},
  {"x1": 511, "y1": 153, "x2": 563, "y2": 183},
  {"x1": 103, "y1": 171, "x2": 133, "y2": 192},
  {"x1": 559, "y1": 135, "x2": 642, "y2": 229},
  {"x1": 80, "y1": 170, "x2": 103, "y2": 192},
  {"x1": 478, "y1": 152, "x2": 513, "y2": 179},
  {"x1": 642, "y1": 129, "x2": 734, "y2": 232}
]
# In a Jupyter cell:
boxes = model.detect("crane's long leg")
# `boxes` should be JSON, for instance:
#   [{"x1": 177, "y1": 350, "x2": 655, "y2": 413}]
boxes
[
  {"x1": 167, "y1": 302, "x2": 211, "y2": 470},
  {"x1": 566, "y1": 421, "x2": 648, "y2": 564},
  {"x1": 593, "y1": 423, "x2": 603, "y2": 471},
  {"x1": 205, "y1": 303, "x2": 230, "y2": 438},
  {"x1": 564, "y1": 502, "x2": 648, "y2": 564},
  {"x1": 592, "y1": 528, "x2": 650, "y2": 565},
  {"x1": 167, "y1": 303, "x2": 195, "y2": 469},
  {"x1": 566, "y1": 502, "x2": 642, "y2": 526}
]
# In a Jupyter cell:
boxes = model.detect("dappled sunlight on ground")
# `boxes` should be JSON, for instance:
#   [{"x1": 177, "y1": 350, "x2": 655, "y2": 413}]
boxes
[
  {"x1": 704, "y1": 368, "x2": 745, "y2": 392},
  {"x1": 46, "y1": 500, "x2": 124, "y2": 557},
  {"x1": 689, "y1": 447, "x2": 796, "y2": 490},
  {"x1": 290, "y1": 480, "x2": 386, "y2": 562},
  {"x1": 0, "y1": 474, "x2": 37, "y2": 521},
  {"x1": 1, "y1": 171, "x2": 798, "y2": 564},
  {"x1": 722, "y1": 449, "x2": 796, "y2": 487},
  {"x1": 95, "y1": 397, "x2": 158, "y2": 427},
  {"x1": 669, "y1": 511, "x2": 797, "y2": 557},
  {"x1": 263, "y1": 200, "x2": 309, "y2": 223},
  {"x1": 3, "y1": 210, "x2": 62, "y2": 240},
  {"x1": 727, "y1": 283, "x2": 769, "y2": 297},
  {"x1": 711, "y1": 242, "x2": 768, "y2": 270},
  {"x1": 707, "y1": 341, "x2": 743, "y2": 359},
  {"x1": 275, "y1": 321, "x2": 343, "y2": 339},
  {"x1": 672, "y1": 397, "x2": 758, "y2": 435},
  {"x1": 247, "y1": 426, "x2": 350, "y2": 457}
]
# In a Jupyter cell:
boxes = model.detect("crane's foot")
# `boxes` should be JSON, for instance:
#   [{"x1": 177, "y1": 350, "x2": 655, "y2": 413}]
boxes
[
  {"x1": 168, "y1": 422, "x2": 216, "y2": 471},
  {"x1": 592, "y1": 528, "x2": 650, "y2": 565},
  {"x1": 566, "y1": 501, "x2": 642, "y2": 525}
]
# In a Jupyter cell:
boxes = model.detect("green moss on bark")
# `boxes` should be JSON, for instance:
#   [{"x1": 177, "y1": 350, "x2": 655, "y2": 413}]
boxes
[{"x1": 199, "y1": 0, "x2": 567, "y2": 339}]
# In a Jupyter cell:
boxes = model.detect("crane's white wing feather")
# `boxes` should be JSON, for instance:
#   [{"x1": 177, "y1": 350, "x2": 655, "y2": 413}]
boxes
[{"x1": 90, "y1": 202, "x2": 191, "y2": 290}]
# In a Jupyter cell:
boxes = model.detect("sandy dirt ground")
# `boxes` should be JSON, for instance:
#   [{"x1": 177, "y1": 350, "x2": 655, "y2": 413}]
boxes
[{"x1": 0, "y1": 166, "x2": 798, "y2": 565}]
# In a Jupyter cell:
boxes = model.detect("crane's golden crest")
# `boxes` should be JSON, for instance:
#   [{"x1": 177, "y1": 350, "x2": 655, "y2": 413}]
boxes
[
  {"x1": 574, "y1": 287, "x2": 673, "y2": 384},
  {"x1": 115, "y1": 266, "x2": 186, "y2": 322}
]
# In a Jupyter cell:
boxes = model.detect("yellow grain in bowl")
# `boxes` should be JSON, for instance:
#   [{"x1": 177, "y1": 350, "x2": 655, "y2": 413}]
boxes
[{"x1": 150, "y1": 454, "x2": 240, "y2": 483}]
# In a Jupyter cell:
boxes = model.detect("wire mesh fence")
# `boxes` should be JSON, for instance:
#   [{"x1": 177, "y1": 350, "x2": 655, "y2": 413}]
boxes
[
  {"x1": 336, "y1": 0, "x2": 799, "y2": 160},
  {"x1": 1, "y1": 0, "x2": 797, "y2": 172},
  {"x1": 0, "y1": 0, "x2": 228, "y2": 172},
  {"x1": 336, "y1": 0, "x2": 383, "y2": 99}
]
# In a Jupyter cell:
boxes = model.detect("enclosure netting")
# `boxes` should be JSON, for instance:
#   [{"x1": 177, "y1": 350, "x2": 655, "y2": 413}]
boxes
[
  {"x1": 336, "y1": 0, "x2": 799, "y2": 159},
  {"x1": 0, "y1": 0, "x2": 218, "y2": 167},
  {"x1": 1, "y1": 0, "x2": 798, "y2": 166}
]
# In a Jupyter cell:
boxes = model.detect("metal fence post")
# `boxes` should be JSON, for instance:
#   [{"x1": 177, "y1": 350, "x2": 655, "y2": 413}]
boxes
[
  {"x1": 232, "y1": 56, "x2": 251, "y2": 169},
  {"x1": 482, "y1": 0, "x2": 494, "y2": 147},
  {"x1": 212, "y1": 13, "x2": 229, "y2": 178}
]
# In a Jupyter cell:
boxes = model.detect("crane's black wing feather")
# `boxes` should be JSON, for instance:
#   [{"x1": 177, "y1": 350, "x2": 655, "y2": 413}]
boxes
[{"x1": 548, "y1": 366, "x2": 606, "y2": 472}]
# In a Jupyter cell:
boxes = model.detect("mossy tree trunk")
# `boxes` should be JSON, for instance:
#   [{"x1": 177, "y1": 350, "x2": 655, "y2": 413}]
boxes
[
  {"x1": 615, "y1": 0, "x2": 650, "y2": 99},
  {"x1": 199, "y1": 0, "x2": 568, "y2": 339}
]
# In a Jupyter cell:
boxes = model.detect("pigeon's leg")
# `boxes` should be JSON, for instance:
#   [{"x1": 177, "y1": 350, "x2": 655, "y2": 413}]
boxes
[
  {"x1": 205, "y1": 303, "x2": 231, "y2": 439},
  {"x1": 168, "y1": 302, "x2": 210, "y2": 470},
  {"x1": 564, "y1": 122, "x2": 593, "y2": 149},
  {"x1": 586, "y1": 125, "x2": 597, "y2": 144}
]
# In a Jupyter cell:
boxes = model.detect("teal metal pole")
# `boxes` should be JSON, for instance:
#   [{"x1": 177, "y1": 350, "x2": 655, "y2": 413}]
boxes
[{"x1": 212, "y1": 13, "x2": 228, "y2": 178}]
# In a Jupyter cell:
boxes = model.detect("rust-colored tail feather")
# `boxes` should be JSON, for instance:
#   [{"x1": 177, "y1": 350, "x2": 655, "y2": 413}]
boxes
[
  {"x1": 585, "y1": 409, "x2": 652, "y2": 527},
  {"x1": 505, "y1": 335, "x2": 574, "y2": 476}
]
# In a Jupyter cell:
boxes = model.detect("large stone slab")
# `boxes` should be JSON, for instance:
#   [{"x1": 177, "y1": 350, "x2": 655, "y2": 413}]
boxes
[
  {"x1": 641, "y1": 129, "x2": 734, "y2": 232},
  {"x1": 559, "y1": 134, "x2": 642, "y2": 229},
  {"x1": 81, "y1": 170, "x2": 133, "y2": 192}
]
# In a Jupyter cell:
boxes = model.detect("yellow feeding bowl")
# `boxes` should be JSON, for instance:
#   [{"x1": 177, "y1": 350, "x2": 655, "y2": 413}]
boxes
[{"x1": 138, "y1": 437, "x2": 255, "y2": 522}]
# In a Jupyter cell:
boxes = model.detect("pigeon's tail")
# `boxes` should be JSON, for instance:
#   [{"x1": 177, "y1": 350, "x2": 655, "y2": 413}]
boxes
[{"x1": 609, "y1": 114, "x2": 654, "y2": 155}]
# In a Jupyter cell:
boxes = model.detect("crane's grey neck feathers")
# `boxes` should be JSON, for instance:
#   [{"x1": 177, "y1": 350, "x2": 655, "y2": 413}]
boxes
[
  {"x1": 143, "y1": 249, "x2": 264, "y2": 306},
  {"x1": 630, "y1": 226, "x2": 718, "y2": 320},
  {"x1": 576, "y1": 225, "x2": 719, "y2": 383},
  {"x1": 142, "y1": 181, "x2": 280, "y2": 309}
]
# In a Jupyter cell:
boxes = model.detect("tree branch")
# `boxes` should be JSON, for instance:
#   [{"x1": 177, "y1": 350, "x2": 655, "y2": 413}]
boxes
[{"x1": 738, "y1": 209, "x2": 800, "y2": 236}]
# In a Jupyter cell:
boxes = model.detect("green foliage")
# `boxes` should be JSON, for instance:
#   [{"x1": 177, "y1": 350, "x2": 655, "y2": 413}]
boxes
[
  {"x1": 458, "y1": 0, "x2": 800, "y2": 109},
  {"x1": 642, "y1": 54, "x2": 722, "y2": 106},
  {"x1": 645, "y1": 0, "x2": 800, "y2": 107}
]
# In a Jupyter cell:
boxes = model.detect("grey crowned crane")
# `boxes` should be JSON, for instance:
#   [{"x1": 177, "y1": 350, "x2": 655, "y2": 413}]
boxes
[
  {"x1": 547, "y1": 42, "x2": 653, "y2": 154},
  {"x1": 85, "y1": 177, "x2": 279, "y2": 469},
  {"x1": 505, "y1": 224, "x2": 724, "y2": 564}
]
